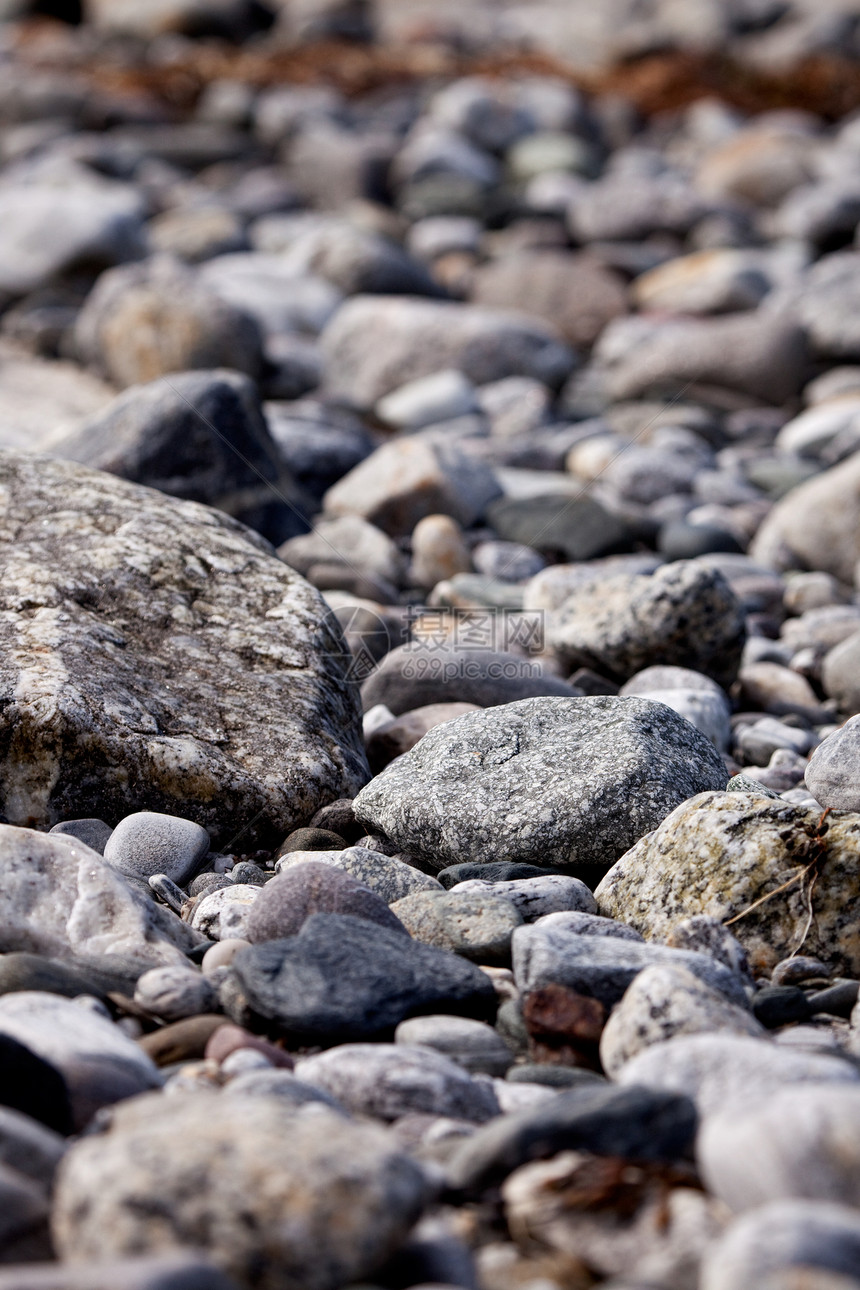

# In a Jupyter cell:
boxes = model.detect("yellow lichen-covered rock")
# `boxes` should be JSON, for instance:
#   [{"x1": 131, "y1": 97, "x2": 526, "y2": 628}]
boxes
[{"x1": 595, "y1": 792, "x2": 860, "y2": 976}]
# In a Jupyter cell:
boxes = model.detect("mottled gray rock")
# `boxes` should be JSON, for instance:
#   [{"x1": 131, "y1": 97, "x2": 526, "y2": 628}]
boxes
[
  {"x1": 246, "y1": 862, "x2": 407, "y2": 942},
  {"x1": 0, "y1": 451, "x2": 367, "y2": 847},
  {"x1": 360, "y1": 643, "x2": 579, "y2": 716},
  {"x1": 751, "y1": 449, "x2": 860, "y2": 585},
  {"x1": 512, "y1": 926, "x2": 748, "y2": 1009},
  {"x1": 75, "y1": 257, "x2": 264, "y2": 389},
  {"x1": 190, "y1": 885, "x2": 260, "y2": 942},
  {"x1": 548, "y1": 561, "x2": 746, "y2": 688},
  {"x1": 295, "y1": 1043, "x2": 500, "y2": 1123},
  {"x1": 394, "y1": 1015, "x2": 514, "y2": 1078},
  {"x1": 275, "y1": 846, "x2": 442, "y2": 904},
  {"x1": 617, "y1": 1034, "x2": 859, "y2": 1117},
  {"x1": 596, "y1": 792, "x2": 860, "y2": 977},
  {"x1": 320, "y1": 296, "x2": 575, "y2": 410},
  {"x1": 224, "y1": 914, "x2": 496, "y2": 1041},
  {"x1": 700, "y1": 1200, "x2": 860, "y2": 1290},
  {"x1": 49, "y1": 819, "x2": 112, "y2": 855},
  {"x1": 52, "y1": 1093, "x2": 431, "y2": 1290},
  {"x1": 0, "y1": 992, "x2": 160, "y2": 1129},
  {"x1": 600, "y1": 965, "x2": 764, "y2": 1078},
  {"x1": 104, "y1": 812, "x2": 209, "y2": 887},
  {"x1": 354, "y1": 696, "x2": 728, "y2": 872},
  {"x1": 323, "y1": 436, "x2": 501, "y2": 537},
  {"x1": 699, "y1": 1086, "x2": 860, "y2": 1212},
  {"x1": 805, "y1": 718, "x2": 860, "y2": 811},
  {"x1": 0, "y1": 177, "x2": 145, "y2": 299},
  {"x1": 533, "y1": 911, "x2": 645, "y2": 943},
  {"x1": 446, "y1": 1082, "x2": 698, "y2": 1194},
  {"x1": 133, "y1": 967, "x2": 218, "y2": 1022},
  {"x1": 451, "y1": 875, "x2": 597, "y2": 922},
  {"x1": 664, "y1": 915, "x2": 753, "y2": 983},
  {"x1": 53, "y1": 370, "x2": 307, "y2": 545},
  {"x1": 390, "y1": 888, "x2": 524, "y2": 965},
  {"x1": 0, "y1": 826, "x2": 201, "y2": 968},
  {"x1": 222, "y1": 1070, "x2": 345, "y2": 1112}
]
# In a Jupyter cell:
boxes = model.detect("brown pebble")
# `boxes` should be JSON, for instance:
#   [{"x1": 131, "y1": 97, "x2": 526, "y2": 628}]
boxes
[{"x1": 138, "y1": 1015, "x2": 227, "y2": 1066}]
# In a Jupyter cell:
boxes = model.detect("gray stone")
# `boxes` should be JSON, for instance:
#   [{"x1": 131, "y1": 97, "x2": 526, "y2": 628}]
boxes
[
  {"x1": 600, "y1": 964, "x2": 764, "y2": 1078},
  {"x1": 0, "y1": 1255, "x2": 241, "y2": 1290},
  {"x1": 699, "y1": 1086, "x2": 860, "y2": 1212},
  {"x1": 390, "y1": 888, "x2": 524, "y2": 966},
  {"x1": 264, "y1": 218, "x2": 439, "y2": 300},
  {"x1": 446, "y1": 1082, "x2": 697, "y2": 1194},
  {"x1": 320, "y1": 297, "x2": 575, "y2": 410},
  {"x1": 376, "y1": 370, "x2": 478, "y2": 431},
  {"x1": 75, "y1": 257, "x2": 264, "y2": 389},
  {"x1": 246, "y1": 861, "x2": 408, "y2": 942},
  {"x1": 279, "y1": 515, "x2": 405, "y2": 588},
  {"x1": 0, "y1": 1105, "x2": 65, "y2": 1189},
  {"x1": 751, "y1": 449, "x2": 860, "y2": 585},
  {"x1": 53, "y1": 370, "x2": 307, "y2": 546},
  {"x1": 0, "y1": 450, "x2": 368, "y2": 847},
  {"x1": 486, "y1": 494, "x2": 634, "y2": 563},
  {"x1": 0, "y1": 826, "x2": 201, "y2": 969},
  {"x1": 569, "y1": 173, "x2": 706, "y2": 243},
  {"x1": 596, "y1": 792, "x2": 860, "y2": 978},
  {"x1": 274, "y1": 846, "x2": 442, "y2": 904},
  {"x1": 664, "y1": 915, "x2": 753, "y2": 983},
  {"x1": 199, "y1": 253, "x2": 341, "y2": 342},
  {"x1": 700, "y1": 1200, "x2": 860, "y2": 1290},
  {"x1": 190, "y1": 885, "x2": 260, "y2": 942},
  {"x1": 394, "y1": 1015, "x2": 514, "y2": 1078},
  {"x1": 295, "y1": 1043, "x2": 500, "y2": 1123},
  {"x1": 222, "y1": 1070, "x2": 345, "y2": 1112},
  {"x1": 767, "y1": 251, "x2": 860, "y2": 363},
  {"x1": 0, "y1": 176, "x2": 145, "y2": 299},
  {"x1": 323, "y1": 436, "x2": 501, "y2": 537},
  {"x1": 360, "y1": 643, "x2": 579, "y2": 716},
  {"x1": 616, "y1": 1033, "x2": 859, "y2": 1117},
  {"x1": 727, "y1": 773, "x2": 781, "y2": 798},
  {"x1": 49, "y1": 819, "x2": 112, "y2": 855},
  {"x1": 805, "y1": 718, "x2": 860, "y2": 811},
  {"x1": 133, "y1": 967, "x2": 218, "y2": 1022},
  {"x1": 104, "y1": 812, "x2": 209, "y2": 888},
  {"x1": 823, "y1": 631, "x2": 860, "y2": 714},
  {"x1": 224, "y1": 913, "x2": 497, "y2": 1041},
  {"x1": 472, "y1": 541, "x2": 545, "y2": 583},
  {"x1": 532, "y1": 911, "x2": 645, "y2": 943},
  {"x1": 52, "y1": 1092, "x2": 431, "y2": 1290},
  {"x1": 0, "y1": 992, "x2": 160, "y2": 1130},
  {"x1": 367, "y1": 702, "x2": 480, "y2": 771},
  {"x1": 450, "y1": 875, "x2": 597, "y2": 922},
  {"x1": 353, "y1": 696, "x2": 728, "y2": 872},
  {"x1": 548, "y1": 561, "x2": 746, "y2": 688},
  {"x1": 512, "y1": 925, "x2": 748, "y2": 1009}
]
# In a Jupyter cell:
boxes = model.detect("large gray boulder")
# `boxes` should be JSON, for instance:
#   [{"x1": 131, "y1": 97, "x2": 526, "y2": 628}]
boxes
[
  {"x1": 354, "y1": 696, "x2": 728, "y2": 871},
  {"x1": 0, "y1": 450, "x2": 368, "y2": 847}
]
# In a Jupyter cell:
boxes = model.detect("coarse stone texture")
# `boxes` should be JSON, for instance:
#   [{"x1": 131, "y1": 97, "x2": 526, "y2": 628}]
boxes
[
  {"x1": 547, "y1": 561, "x2": 746, "y2": 688},
  {"x1": 103, "y1": 812, "x2": 210, "y2": 887},
  {"x1": 599, "y1": 964, "x2": 764, "y2": 1077},
  {"x1": 53, "y1": 370, "x2": 307, "y2": 546},
  {"x1": 390, "y1": 888, "x2": 524, "y2": 965},
  {"x1": 751, "y1": 450, "x2": 860, "y2": 585},
  {"x1": 51, "y1": 1092, "x2": 431, "y2": 1290},
  {"x1": 320, "y1": 296, "x2": 575, "y2": 409},
  {"x1": 0, "y1": 826, "x2": 201, "y2": 968},
  {"x1": 616, "y1": 1034, "x2": 859, "y2": 1117},
  {"x1": 246, "y1": 861, "x2": 408, "y2": 941},
  {"x1": 450, "y1": 875, "x2": 598, "y2": 921},
  {"x1": 294, "y1": 1043, "x2": 500, "y2": 1122},
  {"x1": 190, "y1": 885, "x2": 260, "y2": 942},
  {"x1": 596, "y1": 792, "x2": 860, "y2": 977},
  {"x1": 274, "y1": 846, "x2": 442, "y2": 903},
  {"x1": 353, "y1": 696, "x2": 728, "y2": 872},
  {"x1": 700, "y1": 1200, "x2": 860, "y2": 1290},
  {"x1": 0, "y1": 991, "x2": 161, "y2": 1129},
  {"x1": 223, "y1": 913, "x2": 497, "y2": 1041},
  {"x1": 133, "y1": 967, "x2": 218, "y2": 1022},
  {"x1": 512, "y1": 925, "x2": 749, "y2": 1009},
  {"x1": 698, "y1": 1086, "x2": 860, "y2": 1212},
  {"x1": 0, "y1": 450, "x2": 368, "y2": 848},
  {"x1": 805, "y1": 718, "x2": 860, "y2": 811},
  {"x1": 75, "y1": 257, "x2": 264, "y2": 389}
]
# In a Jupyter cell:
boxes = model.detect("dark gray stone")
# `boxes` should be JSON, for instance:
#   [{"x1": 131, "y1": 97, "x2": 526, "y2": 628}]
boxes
[
  {"x1": 531, "y1": 911, "x2": 645, "y2": 943},
  {"x1": 49, "y1": 819, "x2": 113, "y2": 855},
  {"x1": 0, "y1": 1255, "x2": 241, "y2": 1290},
  {"x1": 353, "y1": 696, "x2": 728, "y2": 871},
  {"x1": 700, "y1": 1199, "x2": 860, "y2": 1290},
  {"x1": 437, "y1": 862, "x2": 555, "y2": 889},
  {"x1": 390, "y1": 888, "x2": 523, "y2": 966},
  {"x1": 245, "y1": 862, "x2": 408, "y2": 942},
  {"x1": 446, "y1": 1082, "x2": 698, "y2": 1193},
  {"x1": 53, "y1": 370, "x2": 310, "y2": 546},
  {"x1": 360, "y1": 644, "x2": 580, "y2": 716},
  {"x1": 512, "y1": 925, "x2": 749, "y2": 1008},
  {"x1": 486, "y1": 494, "x2": 634, "y2": 562},
  {"x1": 224, "y1": 913, "x2": 497, "y2": 1041}
]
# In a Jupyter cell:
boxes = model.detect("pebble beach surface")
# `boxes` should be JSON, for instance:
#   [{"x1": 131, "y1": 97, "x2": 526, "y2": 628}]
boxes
[{"x1": 2, "y1": 2, "x2": 860, "y2": 1288}]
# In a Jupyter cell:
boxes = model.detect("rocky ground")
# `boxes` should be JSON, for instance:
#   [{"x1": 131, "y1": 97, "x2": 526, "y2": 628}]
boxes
[{"x1": 3, "y1": 1, "x2": 860, "y2": 1288}]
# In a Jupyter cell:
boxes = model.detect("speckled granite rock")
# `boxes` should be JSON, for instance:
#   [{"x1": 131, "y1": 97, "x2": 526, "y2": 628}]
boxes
[
  {"x1": 596, "y1": 792, "x2": 860, "y2": 976},
  {"x1": 0, "y1": 825, "x2": 202, "y2": 968},
  {"x1": 354, "y1": 696, "x2": 728, "y2": 871},
  {"x1": 0, "y1": 450, "x2": 368, "y2": 847},
  {"x1": 52, "y1": 1092, "x2": 431, "y2": 1290}
]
